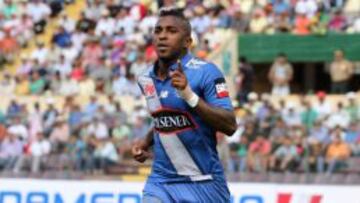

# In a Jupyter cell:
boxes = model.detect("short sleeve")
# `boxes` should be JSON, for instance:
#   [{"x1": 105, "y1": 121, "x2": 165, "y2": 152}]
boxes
[{"x1": 200, "y1": 63, "x2": 233, "y2": 111}]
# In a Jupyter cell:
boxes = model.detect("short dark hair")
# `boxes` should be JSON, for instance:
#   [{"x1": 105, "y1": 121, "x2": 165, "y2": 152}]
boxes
[
  {"x1": 158, "y1": 7, "x2": 191, "y2": 36},
  {"x1": 277, "y1": 52, "x2": 287, "y2": 58}
]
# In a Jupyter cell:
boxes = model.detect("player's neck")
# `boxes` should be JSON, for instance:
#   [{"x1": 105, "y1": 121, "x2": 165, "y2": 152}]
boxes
[{"x1": 157, "y1": 50, "x2": 187, "y2": 79}]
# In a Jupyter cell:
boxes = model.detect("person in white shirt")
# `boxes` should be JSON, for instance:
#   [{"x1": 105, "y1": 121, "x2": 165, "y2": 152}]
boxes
[
  {"x1": 116, "y1": 8, "x2": 136, "y2": 35},
  {"x1": 282, "y1": 102, "x2": 302, "y2": 127},
  {"x1": 326, "y1": 102, "x2": 351, "y2": 129},
  {"x1": 53, "y1": 55, "x2": 72, "y2": 77},
  {"x1": 58, "y1": 13, "x2": 76, "y2": 33},
  {"x1": 13, "y1": 132, "x2": 51, "y2": 173},
  {"x1": 7, "y1": 117, "x2": 29, "y2": 142},
  {"x1": 268, "y1": 53, "x2": 293, "y2": 96},
  {"x1": 87, "y1": 116, "x2": 109, "y2": 140},
  {"x1": 27, "y1": 1, "x2": 51, "y2": 23},
  {"x1": 78, "y1": 73, "x2": 95, "y2": 96},
  {"x1": 71, "y1": 30, "x2": 88, "y2": 51},
  {"x1": 31, "y1": 42, "x2": 49, "y2": 65},
  {"x1": 59, "y1": 75, "x2": 79, "y2": 96},
  {"x1": 95, "y1": 11, "x2": 116, "y2": 36},
  {"x1": 295, "y1": 0, "x2": 318, "y2": 18},
  {"x1": 93, "y1": 137, "x2": 119, "y2": 170},
  {"x1": 139, "y1": 12, "x2": 157, "y2": 34},
  {"x1": 129, "y1": 54, "x2": 147, "y2": 77},
  {"x1": 0, "y1": 73, "x2": 15, "y2": 95},
  {"x1": 314, "y1": 91, "x2": 332, "y2": 120},
  {"x1": 60, "y1": 42, "x2": 79, "y2": 65}
]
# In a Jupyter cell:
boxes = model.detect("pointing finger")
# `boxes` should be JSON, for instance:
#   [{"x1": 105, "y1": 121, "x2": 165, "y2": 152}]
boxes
[{"x1": 177, "y1": 59, "x2": 184, "y2": 73}]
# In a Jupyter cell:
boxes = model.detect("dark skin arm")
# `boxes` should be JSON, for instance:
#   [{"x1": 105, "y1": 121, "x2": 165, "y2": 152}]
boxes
[
  {"x1": 131, "y1": 128, "x2": 154, "y2": 163},
  {"x1": 170, "y1": 61, "x2": 237, "y2": 136}
]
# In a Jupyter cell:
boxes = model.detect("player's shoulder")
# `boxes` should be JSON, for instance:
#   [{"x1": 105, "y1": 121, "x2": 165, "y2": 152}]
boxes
[
  {"x1": 138, "y1": 65, "x2": 154, "y2": 78},
  {"x1": 185, "y1": 57, "x2": 220, "y2": 73}
]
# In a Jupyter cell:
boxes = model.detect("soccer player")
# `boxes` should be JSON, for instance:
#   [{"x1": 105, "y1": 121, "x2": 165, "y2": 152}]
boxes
[{"x1": 132, "y1": 7, "x2": 237, "y2": 203}]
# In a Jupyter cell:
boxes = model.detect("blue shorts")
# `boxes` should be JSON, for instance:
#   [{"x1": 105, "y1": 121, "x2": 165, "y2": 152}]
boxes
[{"x1": 142, "y1": 179, "x2": 230, "y2": 203}]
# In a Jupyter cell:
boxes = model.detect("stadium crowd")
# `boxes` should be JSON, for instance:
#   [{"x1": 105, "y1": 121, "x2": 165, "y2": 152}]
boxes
[
  {"x1": 219, "y1": 91, "x2": 360, "y2": 175},
  {"x1": 0, "y1": 0, "x2": 359, "y2": 176}
]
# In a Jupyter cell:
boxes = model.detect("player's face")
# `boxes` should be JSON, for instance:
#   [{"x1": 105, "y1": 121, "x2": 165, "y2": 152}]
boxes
[{"x1": 153, "y1": 16, "x2": 190, "y2": 61}]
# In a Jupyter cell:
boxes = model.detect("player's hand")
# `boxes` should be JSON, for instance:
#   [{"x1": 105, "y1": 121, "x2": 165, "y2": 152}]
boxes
[
  {"x1": 132, "y1": 139, "x2": 151, "y2": 163},
  {"x1": 170, "y1": 60, "x2": 187, "y2": 90}
]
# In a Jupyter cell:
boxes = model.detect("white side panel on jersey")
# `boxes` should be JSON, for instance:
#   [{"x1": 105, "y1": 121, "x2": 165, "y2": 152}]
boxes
[{"x1": 159, "y1": 133, "x2": 213, "y2": 181}]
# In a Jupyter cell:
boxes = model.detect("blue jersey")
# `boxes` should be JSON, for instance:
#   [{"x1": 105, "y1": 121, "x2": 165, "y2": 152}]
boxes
[{"x1": 138, "y1": 53, "x2": 233, "y2": 183}]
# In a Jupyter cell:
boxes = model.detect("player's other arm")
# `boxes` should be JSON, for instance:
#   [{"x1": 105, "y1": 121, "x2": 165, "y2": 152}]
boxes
[
  {"x1": 132, "y1": 128, "x2": 154, "y2": 163},
  {"x1": 171, "y1": 61, "x2": 237, "y2": 136},
  {"x1": 194, "y1": 99, "x2": 237, "y2": 136}
]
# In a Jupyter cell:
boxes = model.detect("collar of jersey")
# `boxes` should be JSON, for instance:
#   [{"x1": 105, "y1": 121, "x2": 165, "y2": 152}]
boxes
[{"x1": 150, "y1": 52, "x2": 193, "y2": 79}]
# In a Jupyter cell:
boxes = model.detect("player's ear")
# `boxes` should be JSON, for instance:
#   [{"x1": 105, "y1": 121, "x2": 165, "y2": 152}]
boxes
[{"x1": 184, "y1": 36, "x2": 192, "y2": 49}]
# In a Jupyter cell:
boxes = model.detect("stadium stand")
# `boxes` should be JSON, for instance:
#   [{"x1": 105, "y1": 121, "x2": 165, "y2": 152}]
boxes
[{"x1": 0, "y1": 0, "x2": 359, "y2": 186}]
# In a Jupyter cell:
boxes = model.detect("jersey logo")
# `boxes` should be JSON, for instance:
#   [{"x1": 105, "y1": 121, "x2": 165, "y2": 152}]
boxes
[
  {"x1": 215, "y1": 78, "x2": 229, "y2": 98},
  {"x1": 186, "y1": 58, "x2": 207, "y2": 69},
  {"x1": 160, "y1": 90, "x2": 169, "y2": 98},
  {"x1": 152, "y1": 108, "x2": 197, "y2": 134},
  {"x1": 144, "y1": 83, "x2": 156, "y2": 97}
]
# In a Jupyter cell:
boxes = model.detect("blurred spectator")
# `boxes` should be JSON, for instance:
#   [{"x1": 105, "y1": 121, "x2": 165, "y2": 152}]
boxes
[
  {"x1": 249, "y1": 9, "x2": 268, "y2": 33},
  {"x1": 31, "y1": 42, "x2": 49, "y2": 65},
  {"x1": 28, "y1": 103, "x2": 43, "y2": 142},
  {"x1": 295, "y1": 0, "x2": 318, "y2": 19},
  {"x1": 17, "y1": 56, "x2": 33, "y2": 75},
  {"x1": 269, "y1": 137, "x2": 299, "y2": 172},
  {"x1": 301, "y1": 100, "x2": 318, "y2": 129},
  {"x1": 53, "y1": 55, "x2": 72, "y2": 77},
  {"x1": 274, "y1": 12, "x2": 291, "y2": 33},
  {"x1": 7, "y1": 116, "x2": 28, "y2": 142},
  {"x1": 268, "y1": 53, "x2": 293, "y2": 96},
  {"x1": 247, "y1": 135, "x2": 271, "y2": 172},
  {"x1": 13, "y1": 132, "x2": 51, "y2": 173},
  {"x1": 345, "y1": 92, "x2": 360, "y2": 122},
  {"x1": 282, "y1": 102, "x2": 302, "y2": 127},
  {"x1": 329, "y1": 50, "x2": 354, "y2": 93},
  {"x1": 344, "y1": 122, "x2": 360, "y2": 155},
  {"x1": 235, "y1": 57, "x2": 254, "y2": 105},
  {"x1": 43, "y1": 99, "x2": 59, "y2": 136},
  {"x1": 230, "y1": 10, "x2": 248, "y2": 33},
  {"x1": 328, "y1": 10, "x2": 347, "y2": 32},
  {"x1": 269, "y1": 118, "x2": 287, "y2": 143},
  {"x1": 93, "y1": 137, "x2": 119, "y2": 171},
  {"x1": 0, "y1": 73, "x2": 15, "y2": 95},
  {"x1": 308, "y1": 120, "x2": 331, "y2": 144},
  {"x1": 49, "y1": 117, "x2": 70, "y2": 152},
  {"x1": 326, "y1": 134, "x2": 351, "y2": 174},
  {"x1": 293, "y1": 13, "x2": 311, "y2": 35},
  {"x1": 59, "y1": 75, "x2": 79, "y2": 96},
  {"x1": 87, "y1": 116, "x2": 109, "y2": 140},
  {"x1": 27, "y1": 0, "x2": 51, "y2": 34},
  {"x1": 29, "y1": 71, "x2": 45, "y2": 95},
  {"x1": 314, "y1": 91, "x2": 332, "y2": 120},
  {"x1": 0, "y1": 132, "x2": 23, "y2": 171},
  {"x1": 52, "y1": 26, "x2": 72, "y2": 48},
  {"x1": 0, "y1": 28, "x2": 19, "y2": 63},
  {"x1": 228, "y1": 135, "x2": 248, "y2": 173},
  {"x1": 58, "y1": 13, "x2": 76, "y2": 33}
]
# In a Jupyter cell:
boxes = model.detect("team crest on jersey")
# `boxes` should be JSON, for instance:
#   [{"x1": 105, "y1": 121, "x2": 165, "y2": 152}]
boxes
[
  {"x1": 144, "y1": 83, "x2": 156, "y2": 97},
  {"x1": 215, "y1": 78, "x2": 229, "y2": 98},
  {"x1": 138, "y1": 76, "x2": 157, "y2": 98},
  {"x1": 186, "y1": 58, "x2": 207, "y2": 69}
]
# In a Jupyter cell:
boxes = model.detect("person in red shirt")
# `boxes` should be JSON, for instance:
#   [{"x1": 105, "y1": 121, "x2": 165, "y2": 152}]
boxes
[
  {"x1": 293, "y1": 13, "x2": 311, "y2": 35},
  {"x1": 247, "y1": 135, "x2": 272, "y2": 172}
]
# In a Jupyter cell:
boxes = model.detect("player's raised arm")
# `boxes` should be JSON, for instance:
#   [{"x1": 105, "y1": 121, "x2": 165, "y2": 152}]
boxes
[{"x1": 170, "y1": 61, "x2": 237, "y2": 136}]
